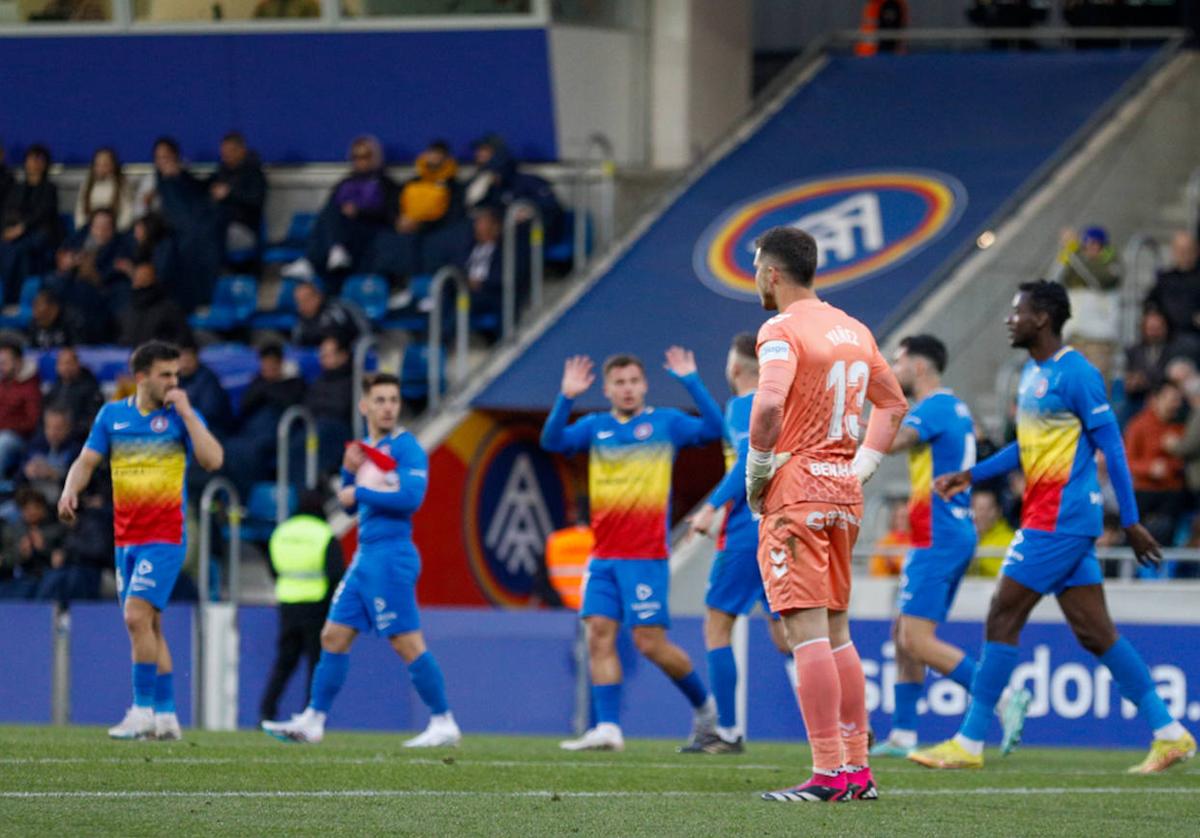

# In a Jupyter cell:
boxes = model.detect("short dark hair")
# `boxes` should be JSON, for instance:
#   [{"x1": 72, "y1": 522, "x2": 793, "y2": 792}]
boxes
[
  {"x1": 221, "y1": 131, "x2": 246, "y2": 146},
  {"x1": 130, "y1": 340, "x2": 180, "y2": 375},
  {"x1": 258, "y1": 341, "x2": 284, "y2": 361},
  {"x1": 900, "y1": 334, "x2": 948, "y2": 373},
  {"x1": 363, "y1": 371, "x2": 401, "y2": 394},
  {"x1": 602, "y1": 354, "x2": 645, "y2": 377},
  {"x1": 731, "y1": 332, "x2": 757, "y2": 363},
  {"x1": 0, "y1": 337, "x2": 23, "y2": 359},
  {"x1": 297, "y1": 489, "x2": 326, "y2": 518},
  {"x1": 153, "y1": 136, "x2": 180, "y2": 156},
  {"x1": 754, "y1": 226, "x2": 818, "y2": 287},
  {"x1": 1018, "y1": 280, "x2": 1072, "y2": 335},
  {"x1": 25, "y1": 143, "x2": 51, "y2": 164},
  {"x1": 427, "y1": 139, "x2": 451, "y2": 154},
  {"x1": 176, "y1": 330, "x2": 199, "y2": 352},
  {"x1": 89, "y1": 206, "x2": 116, "y2": 224},
  {"x1": 14, "y1": 487, "x2": 48, "y2": 511}
]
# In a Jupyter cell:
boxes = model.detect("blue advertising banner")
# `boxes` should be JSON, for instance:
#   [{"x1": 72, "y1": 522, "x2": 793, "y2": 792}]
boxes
[{"x1": 474, "y1": 51, "x2": 1154, "y2": 412}]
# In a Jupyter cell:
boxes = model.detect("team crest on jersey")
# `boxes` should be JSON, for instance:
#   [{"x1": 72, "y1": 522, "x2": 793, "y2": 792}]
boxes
[
  {"x1": 151, "y1": 416, "x2": 169, "y2": 433},
  {"x1": 1034, "y1": 378, "x2": 1049, "y2": 398},
  {"x1": 633, "y1": 423, "x2": 653, "y2": 440},
  {"x1": 692, "y1": 170, "x2": 966, "y2": 301},
  {"x1": 464, "y1": 426, "x2": 573, "y2": 607}
]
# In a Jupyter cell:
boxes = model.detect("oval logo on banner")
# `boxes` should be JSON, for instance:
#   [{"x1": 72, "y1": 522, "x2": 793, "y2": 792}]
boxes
[
  {"x1": 693, "y1": 170, "x2": 967, "y2": 301},
  {"x1": 464, "y1": 426, "x2": 572, "y2": 607}
]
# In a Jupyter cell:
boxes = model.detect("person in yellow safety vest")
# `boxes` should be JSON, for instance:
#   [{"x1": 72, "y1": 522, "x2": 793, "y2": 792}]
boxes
[{"x1": 259, "y1": 490, "x2": 344, "y2": 724}]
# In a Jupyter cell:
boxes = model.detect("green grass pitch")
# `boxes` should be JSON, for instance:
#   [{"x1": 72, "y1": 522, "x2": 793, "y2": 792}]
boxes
[{"x1": 1, "y1": 725, "x2": 1198, "y2": 836}]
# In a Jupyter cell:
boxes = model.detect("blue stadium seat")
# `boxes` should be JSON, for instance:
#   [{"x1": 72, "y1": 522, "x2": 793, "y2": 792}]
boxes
[
  {"x1": 59, "y1": 213, "x2": 75, "y2": 238},
  {"x1": 238, "y1": 481, "x2": 296, "y2": 544},
  {"x1": 251, "y1": 277, "x2": 300, "y2": 331},
  {"x1": 226, "y1": 218, "x2": 267, "y2": 267},
  {"x1": 189, "y1": 275, "x2": 259, "y2": 333},
  {"x1": 341, "y1": 274, "x2": 389, "y2": 323},
  {"x1": 263, "y1": 212, "x2": 317, "y2": 265},
  {"x1": 400, "y1": 343, "x2": 446, "y2": 402},
  {"x1": 0, "y1": 276, "x2": 43, "y2": 329},
  {"x1": 545, "y1": 210, "x2": 591, "y2": 264}
]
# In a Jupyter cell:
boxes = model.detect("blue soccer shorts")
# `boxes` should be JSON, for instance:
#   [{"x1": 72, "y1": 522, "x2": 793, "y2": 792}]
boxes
[
  {"x1": 327, "y1": 552, "x2": 421, "y2": 637},
  {"x1": 897, "y1": 538, "x2": 976, "y2": 623},
  {"x1": 1000, "y1": 529, "x2": 1103, "y2": 596},
  {"x1": 115, "y1": 543, "x2": 186, "y2": 611},
  {"x1": 705, "y1": 549, "x2": 778, "y2": 620},
  {"x1": 581, "y1": 558, "x2": 670, "y2": 628}
]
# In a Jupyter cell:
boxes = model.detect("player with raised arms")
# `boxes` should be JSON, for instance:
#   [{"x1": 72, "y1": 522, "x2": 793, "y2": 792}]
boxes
[
  {"x1": 910, "y1": 281, "x2": 1195, "y2": 773},
  {"x1": 59, "y1": 340, "x2": 225, "y2": 740},
  {"x1": 747, "y1": 226, "x2": 908, "y2": 802},
  {"x1": 262, "y1": 372, "x2": 460, "y2": 748},
  {"x1": 541, "y1": 348, "x2": 724, "y2": 751},
  {"x1": 683, "y1": 332, "x2": 794, "y2": 754},
  {"x1": 870, "y1": 334, "x2": 1002, "y2": 757}
]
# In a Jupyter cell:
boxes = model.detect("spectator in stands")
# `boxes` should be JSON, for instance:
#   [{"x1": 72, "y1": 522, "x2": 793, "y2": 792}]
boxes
[
  {"x1": 1145, "y1": 231, "x2": 1200, "y2": 338},
  {"x1": 283, "y1": 135, "x2": 398, "y2": 283},
  {"x1": 869, "y1": 500, "x2": 909, "y2": 577},
  {"x1": 971, "y1": 488, "x2": 1015, "y2": 578},
  {"x1": 47, "y1": 207, "x2": 133, "y2": 343},
  {"x1": 20, "y1": 405, "x2": 79, "y2": 504},
  {"x1": 369, "y1": 140, "x2": 467, "y2": 282},
  {"x1": 302, "y1": 336, "x2": 354, "y2": 476},
  {"x1": 0, "y1": 339, "x2": 42, "y2": 481},
  {"x1": 74, "y1": 147, "x2": 133, "y2": 232},
  {"x1": 222, "y1": 341, "x2": 306, "y2": 498},
  {"x1": 46, "y1": 465, "x2": 112, "y2": 602},
  {"x1": 1164, "y1": 369, "x2": 1200, "y2": 500},
  {"x1": 43, "y1": 347, "x2": 102, "y2": 441},
  {"x1": 0, "y1": 144, "x2": 61, "y2": 304},
  {"x1": 1058, "y1": 225, "x2": 1120, "y2": 377},
  {"x1": 116, "y1": 261, "x2": 189, "y2": 347},
  {"x1": 26, "y1": 289, "x2": 82, "y2": 349},
  {"x1": 462, "y1": 204, "x2": 517, "y2": 327},
  {"x1": 1121, "y1": 309, "x2": 1200, "y2": 422},
  {"x1": 208, "y1": 131, "x2": 267, "y2": 258},
  {"x1": 178, "y1": 333, "x2": 233, "y2": 437},
  {"x1": 0, "y1": 144, "x2": 14, "y2": 217},
  {"x1": 1124, "y1": 380, "x2": 1187, "y2": 546},
  {"x1": 145, "y1": 137, "x2": 222, "y2": 311},
  {"x1": 291, "y1": 277, "x2": 365, "y2": 348},
  {"x1": 465, "y1": 134, "x2": 563, "y2": 238},
  {"x1": 0, "y1": 489, "x2": 63, "y2": 599}
]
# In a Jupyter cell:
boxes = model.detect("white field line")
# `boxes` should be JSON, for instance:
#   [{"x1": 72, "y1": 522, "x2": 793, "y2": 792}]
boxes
[
  {"x1": 0, "y1": 787, "x2": 1197, "y2": 800},
  {"x1": 0, "y1": 756, "x2": 1192, "y2": 777}
]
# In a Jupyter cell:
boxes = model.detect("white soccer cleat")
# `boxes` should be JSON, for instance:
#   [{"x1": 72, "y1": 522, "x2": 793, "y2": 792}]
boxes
[
  {"x1": 108, "y1": 706, "x2": 155, "y2": 740},
  {"x1": 403, "y1": 713, "x2": 462, "y2": 748},
  {"x1": 560, "y1": 723, "x2": 625, "y2": 752},
  {"x1": 261, "y1": 708, "x2": 325, "y2": 744},
  {"x1": 153, "y1": 712, "x2": 182, "y2": 741}
]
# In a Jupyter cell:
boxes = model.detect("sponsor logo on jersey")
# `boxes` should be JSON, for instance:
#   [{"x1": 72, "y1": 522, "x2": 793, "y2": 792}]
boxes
[{"x1": 693, "y1": 170, "x2": 966, "y2": 301}]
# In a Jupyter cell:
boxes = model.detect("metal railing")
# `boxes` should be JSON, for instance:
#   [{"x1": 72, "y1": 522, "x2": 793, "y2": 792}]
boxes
[
  {"x1": 427, "y1": 265, "x2": 471, "y2": 412},
  {"x1": 276, "y1": 405, "x2": 318, "y2": 522},
  {"x1": 1187, "y1": 166, "x2": 1200, "y2": 240},
  {"x1": 573, "y1": 133, "x2": 616, "y2": 274},
  {"x1": 193, "y1": 477, "x2": 242, "y2": 729},
  {"x1": 503, "y1": 200, "x2": 545, "y2": 342},
  {"x1": 351, "y1": 335, "x2": 377, "y2": 441},
  {"x1": 1120, "y1": 233, "x2": 1163, "y2": 348}
]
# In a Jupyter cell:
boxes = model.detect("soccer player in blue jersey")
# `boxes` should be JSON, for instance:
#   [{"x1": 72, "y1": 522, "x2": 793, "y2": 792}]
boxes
[
  {"x1": 910, "y1": 281, "x2": 1196, "y2": 772},
  {"x1": 262, "y1": 372, "x2": 460, "y2": 748},
  {"x1": 58, "y1": 341, "x2": 225, "y2": 740},
  {"x1": 542, "y1": 348, "x2": 724, "y2": 751},
  {"x1": 871, "y1": 335, "x2": 986, "y2": 757},
  {"x1": 683, "y1": 333, "x2": 792, "y2": 754}
]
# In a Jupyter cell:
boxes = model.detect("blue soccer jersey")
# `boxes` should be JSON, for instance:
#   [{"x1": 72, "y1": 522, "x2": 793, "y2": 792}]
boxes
[
  {"x1": 710, "y1": 392, "x2": 756, "y2": 555},
  {"x1": 84, "y1": 398, "x2": 203, "y2": 547},
  {"x1": 903, "y1": 389, "x2": 976, "y2": 548},
  {"x1": 1015, "y1": 347, "x2": 1114, "y2": 537},
  {"x1": 341, "y1": 429, "x2": 428, "y2": 561}
]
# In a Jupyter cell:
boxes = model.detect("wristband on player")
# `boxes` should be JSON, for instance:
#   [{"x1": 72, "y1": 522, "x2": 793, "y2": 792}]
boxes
[
  {"x1": 747, "y1": 447, "x2": 776, "y2": 477},
  {"x1": 851, "y1": 447, "x2": 884, "y2": 485}
]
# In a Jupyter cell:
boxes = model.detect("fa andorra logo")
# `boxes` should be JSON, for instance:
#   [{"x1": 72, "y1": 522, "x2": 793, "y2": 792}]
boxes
[{"x1": 692, "y1": 170, "x2": 966, "y2": 301}]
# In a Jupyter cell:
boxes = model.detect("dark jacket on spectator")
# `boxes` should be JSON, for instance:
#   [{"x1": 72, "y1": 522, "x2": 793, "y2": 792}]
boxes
[
  {"x1": 0, "y1": 517, "x2": 64, "y2": 582},
  {"x1": 238, "y1": 375, "x2": 306, "y2": 428},
  {"x1": 27, "y1": 308, "x2": 83, "y2": 350},
  {"x1": 1146, "y1": 268, "x2": 1200, "y2": 337},
  {"x1": 117, "y1": 283, "x2": 189, "y2": 347},
  {"x1": 303, "y1": 362, "x2": 353, "y2": 424},
  {"x1": 1, "y1": 178, "x2": 60, "y2": 242},
  {"x1": 63, "y1": 499, "x2": 115, "y2": 570},
  {"x1": 208, "y1": 153, "x2": 267, "y2": 232},
  {"x1": 292, "y1": 298, "x2": 365, "y2": 348},
  {"x1": 181, "y1": 362, "x2": 234, "y2": 436},
  {"x1": 45, "y1": 368, "x2": 103, "y2": 441},
  {"x1": 0, "y1": 371, "x2": 42, "y2": 437},
  {"x1": 0, "y1": 163, "x2": 13, "y2": 217}
]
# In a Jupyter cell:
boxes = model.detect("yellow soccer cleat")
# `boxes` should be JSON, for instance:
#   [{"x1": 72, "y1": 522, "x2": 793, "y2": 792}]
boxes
[
  {"x1": 907, "y1": 739, "x2": 984, "y2": 770},
  {"x1": 1126, "y1": 732, "x2": 1196, "y2": 774}
]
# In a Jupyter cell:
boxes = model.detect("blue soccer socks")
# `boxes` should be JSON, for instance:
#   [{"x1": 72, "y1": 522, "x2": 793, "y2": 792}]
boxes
[
  {"x1": 310, "y1": 651, "x2": 350, "y2": 714},
  {"x1": 706, "y1": 646, "x2": 738, "y2": 728},
  {"x1": 132, "y1": 662, "x2": 157, "y2": 709},
  {"x1": 409, "y1": 651, "x2": 450, "y2": 716},
  {"x1": 1100, "y1": 636, "x2": 1174, "y2": 732},
  {"x1": 593, "y1": 683, "x2": 621, "y2": 726},
  {"x1": 154, "y1": 671, "x2": 175, "y2": 714},
  {"x1": 959, "y1": 642, "x2": 1019, "y2": 742}
]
